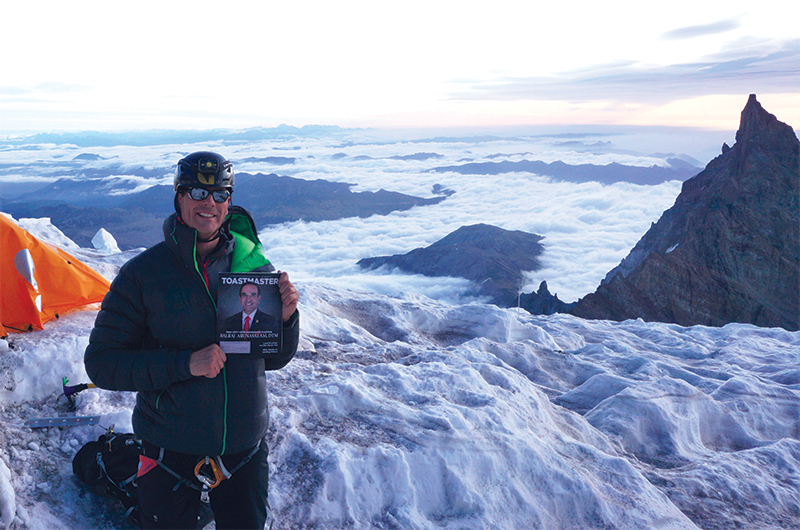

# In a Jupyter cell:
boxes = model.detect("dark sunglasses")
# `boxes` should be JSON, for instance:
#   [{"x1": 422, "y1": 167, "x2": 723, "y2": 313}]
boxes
[{"x1": 182, "y1": 187, "x2": 231, "y2": 203}]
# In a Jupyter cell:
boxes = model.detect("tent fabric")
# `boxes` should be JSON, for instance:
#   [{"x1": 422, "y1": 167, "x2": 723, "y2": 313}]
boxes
[{"x1": 1, "y1": 215, "x2": 110, "y2": 335}]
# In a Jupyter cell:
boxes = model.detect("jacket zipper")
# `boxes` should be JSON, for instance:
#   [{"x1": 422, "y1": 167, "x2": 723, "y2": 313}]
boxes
[{"x1": 194, "y1": 238, "x2": 228, "y2": 455}]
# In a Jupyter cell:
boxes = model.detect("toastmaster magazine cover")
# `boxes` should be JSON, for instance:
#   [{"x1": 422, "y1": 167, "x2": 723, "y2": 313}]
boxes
[{"x1": 217, "y1": 272, "x2": 282, "y2": 356}]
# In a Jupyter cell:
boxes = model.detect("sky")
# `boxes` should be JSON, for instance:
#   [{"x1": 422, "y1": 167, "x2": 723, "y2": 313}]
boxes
[{"x1": 2, "y1": 0, "x2": 799, "y2": 133}]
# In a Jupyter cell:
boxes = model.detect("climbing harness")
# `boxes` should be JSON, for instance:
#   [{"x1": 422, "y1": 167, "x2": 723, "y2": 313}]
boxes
[{"x1": 149, "y1": 441, "x2": 262, "y2": 503}]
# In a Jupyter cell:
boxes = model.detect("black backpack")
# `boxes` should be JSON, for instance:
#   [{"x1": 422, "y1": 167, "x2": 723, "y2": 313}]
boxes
[{"x1": 73, "y1": 431, "x2": 141, "y2": 525}]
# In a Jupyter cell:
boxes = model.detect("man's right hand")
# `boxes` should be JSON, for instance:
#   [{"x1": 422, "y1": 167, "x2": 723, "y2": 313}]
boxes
[{"x1": 189, "y1": 344, "x2": 227, "y2": 378}]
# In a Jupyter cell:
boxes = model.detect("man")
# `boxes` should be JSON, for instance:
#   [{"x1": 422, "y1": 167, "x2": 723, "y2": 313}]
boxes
[
  {"x1": 84, "y1": 151, "x2": 299, "y2": 529},
  {"x1": 222, "y1": 282, "x2": 278, "y2": 333}
]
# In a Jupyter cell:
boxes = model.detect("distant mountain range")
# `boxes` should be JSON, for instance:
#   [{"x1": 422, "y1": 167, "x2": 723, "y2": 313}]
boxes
[
  {"x1": 336, "y1": 152, "x2": 446, "y2": 162},
  {"x1": 430, "y1": 159, "x2": 699, "y2": 185},
  {"x1": 1, "y1": 172, "x2": 445, "y2": 250},
  {"x1": 2, "y1": 124, "x2": 352, "y2": 148},
  {"x1": 1, "y1": 141, "x2": 705, "y2": 253}
]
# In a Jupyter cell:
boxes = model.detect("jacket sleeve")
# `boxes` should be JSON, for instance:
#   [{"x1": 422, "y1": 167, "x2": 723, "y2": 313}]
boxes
[
  {"x1": 265, "y1": 309, "x2": 300, "y2": 371},
  {"x1": 84, "y1": 263, "x2": 194, "y2": 392}
]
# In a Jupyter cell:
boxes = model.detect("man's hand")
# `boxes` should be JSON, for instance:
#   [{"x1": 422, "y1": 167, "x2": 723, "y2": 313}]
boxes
[
  {"x1": 278, "y1": 271, "x2": 299, "y2": 322},
  {"x1": 189, "y1": 344, "x2": 227, "y2": 378}
]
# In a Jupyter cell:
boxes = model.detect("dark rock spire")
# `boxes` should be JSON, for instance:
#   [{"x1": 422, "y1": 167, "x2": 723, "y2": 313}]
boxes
[{"x1": 571, "y1": 95, "x2": 800, "y2": 330}]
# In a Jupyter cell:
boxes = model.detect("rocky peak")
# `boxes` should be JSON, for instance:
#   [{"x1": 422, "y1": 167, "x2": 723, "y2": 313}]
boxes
[
  {"x1": 519, "y1": 281, "x2": 576, "y2": 316},
  {"x1": 736, "y1": 94, "x2": 793, "y2": 145},
  {"x1": 357, "y1": 224, "x2": 545, "y2": 307},
  {"x1": 730, "y1": 94, "x2": 799, "y2": 174},
  {"x1": 571, "y1": 95, "x2": 799, "y2": 330}
]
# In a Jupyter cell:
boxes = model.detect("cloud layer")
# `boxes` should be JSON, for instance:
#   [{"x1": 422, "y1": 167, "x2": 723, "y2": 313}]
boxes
[
  {"x1": 660, "y1": 19, "x2": 741, "y2": 40},
  {"x1": 195, "y1": 133, "x2": 694, "y2": 302},
  {"x1": 2, "y1": 127, "x2": 730, "y2": 303}
]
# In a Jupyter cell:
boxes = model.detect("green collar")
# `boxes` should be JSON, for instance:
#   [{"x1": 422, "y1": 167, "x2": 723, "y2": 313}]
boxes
[{"x1": 228, "y1": 209, "x2": 271, "y2": 273}]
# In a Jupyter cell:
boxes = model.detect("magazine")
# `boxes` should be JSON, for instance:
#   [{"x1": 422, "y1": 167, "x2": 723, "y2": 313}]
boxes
[{"x1": 217, "y1": 272, "x2": 282, "y2": 356}]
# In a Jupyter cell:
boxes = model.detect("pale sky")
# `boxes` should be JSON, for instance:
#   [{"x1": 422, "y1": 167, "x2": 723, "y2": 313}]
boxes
[{"x1": 2, "y1": 0, "x2": 799, "y2": 133}]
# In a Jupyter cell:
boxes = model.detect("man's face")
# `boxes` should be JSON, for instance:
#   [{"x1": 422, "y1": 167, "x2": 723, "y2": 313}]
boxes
[
  {"x1": 177, "y1": 187, "x2": 230, "y2": 240},
  {"x1": 239, "y1": 284, "x2": 261, "y2": 314}
]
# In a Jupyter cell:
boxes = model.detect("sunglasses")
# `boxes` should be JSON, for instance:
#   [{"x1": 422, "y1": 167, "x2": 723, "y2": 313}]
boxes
[{"x1": 182, "y1": 187, "x2": 231, "y2": 203}]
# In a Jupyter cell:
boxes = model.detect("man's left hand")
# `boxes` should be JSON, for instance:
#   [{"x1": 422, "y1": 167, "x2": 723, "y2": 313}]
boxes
[{"x1": 278, "y1": 271, "x2": 299, "y2": 322}]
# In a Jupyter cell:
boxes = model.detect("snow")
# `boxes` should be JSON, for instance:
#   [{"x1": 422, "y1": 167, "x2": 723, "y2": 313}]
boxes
[
  {"x1": 91, "y1": 229, "x2": 120, "y2": 254},
  {"x1": 14, "y1": 218, "x2": 81, "y2": 252},
  {"x1": 0, "y1": 457, "x2": 15, "y2": 527},
  {"x1": 0, "y1": 226, "x2": 798, "y2": 529}
]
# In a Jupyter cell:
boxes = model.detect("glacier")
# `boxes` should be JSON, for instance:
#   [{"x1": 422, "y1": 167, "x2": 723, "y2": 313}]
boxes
[{"x1": 0, "y1": 220, "x2": 798, "y2": 529}]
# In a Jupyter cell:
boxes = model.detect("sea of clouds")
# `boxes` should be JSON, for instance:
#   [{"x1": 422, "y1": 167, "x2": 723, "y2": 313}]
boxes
[{"x1": 0, "y1": 125, "x2": 730, "y2": 303}]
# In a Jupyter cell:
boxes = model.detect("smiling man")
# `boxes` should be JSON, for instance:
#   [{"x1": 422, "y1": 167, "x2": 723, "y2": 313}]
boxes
[
  {"x1": 223, "y1": 281, "x2": 278, "y2": 333},
  {"x1": 85, "y1": 151, "x2": 299, "y2": 529}
]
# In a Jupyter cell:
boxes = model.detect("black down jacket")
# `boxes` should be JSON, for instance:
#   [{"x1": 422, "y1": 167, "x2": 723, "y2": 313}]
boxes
[{"x1": 84, "y1": 207, "x2": 299, "y2": 455}]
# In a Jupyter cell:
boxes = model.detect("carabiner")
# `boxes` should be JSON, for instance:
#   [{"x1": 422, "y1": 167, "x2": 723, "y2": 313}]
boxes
[{"x1": 194, "y1": 457, "x2": 226, "y2": 489}]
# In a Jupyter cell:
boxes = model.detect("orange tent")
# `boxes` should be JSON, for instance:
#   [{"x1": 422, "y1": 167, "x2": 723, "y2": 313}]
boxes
[{"x1": 0, "y1": 215, "x2": 110, "y2": 336}]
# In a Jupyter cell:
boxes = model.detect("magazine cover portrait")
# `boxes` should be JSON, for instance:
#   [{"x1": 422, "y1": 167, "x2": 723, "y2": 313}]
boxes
[{"x1": 217, "y1": 272, "x2": 282, "y2": 356}]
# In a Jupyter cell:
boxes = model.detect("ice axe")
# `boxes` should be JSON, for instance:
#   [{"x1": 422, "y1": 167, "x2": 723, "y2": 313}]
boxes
[{"x1": 60, "y1": 377, "x2": 97, "y2": 409}]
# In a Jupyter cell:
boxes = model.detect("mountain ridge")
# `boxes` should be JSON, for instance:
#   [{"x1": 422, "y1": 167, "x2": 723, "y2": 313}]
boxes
[
  {"x1": 571, "y1": 95, "x2": 800, "y2": 330},
  {"x1": 358, "y1": 224, "x2": 545, "y2": 307},
  {"x1": 1, "y1": 172, "x2": 446, "y2": 250},
  {"x1": 430, "y1": 158, "x2": 699, "y2": 185}
]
